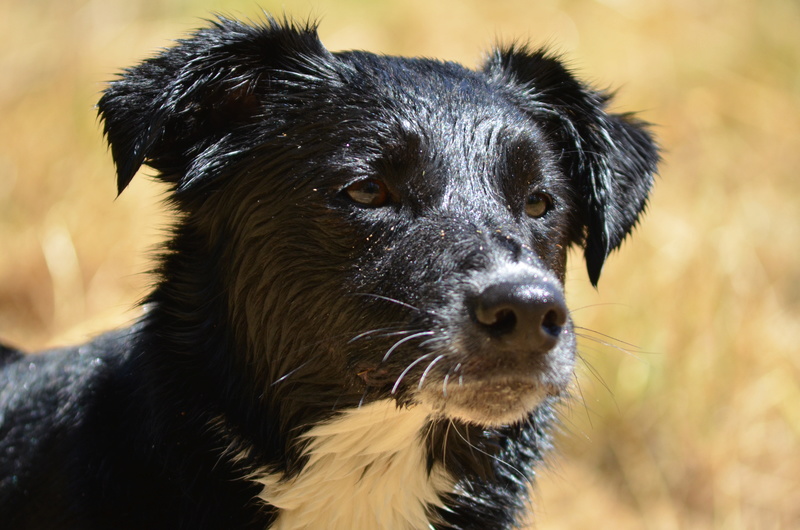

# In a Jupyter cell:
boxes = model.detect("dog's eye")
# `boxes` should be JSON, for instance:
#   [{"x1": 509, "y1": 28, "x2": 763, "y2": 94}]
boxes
[
  {"x1": 525, "y1": 192, "x2": 553, "y2": 218},
  {"x1": 344, "y1": 179, "x2": 392, "y2": 207}
]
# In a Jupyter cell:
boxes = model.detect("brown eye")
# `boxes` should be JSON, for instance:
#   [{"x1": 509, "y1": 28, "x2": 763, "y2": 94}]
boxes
[
  {"x1": 344, "y1": 179, "x2": 391, "y2": 207},
  {"x1": 525, "y1": 192, "x2": 552, "y2": 218}
]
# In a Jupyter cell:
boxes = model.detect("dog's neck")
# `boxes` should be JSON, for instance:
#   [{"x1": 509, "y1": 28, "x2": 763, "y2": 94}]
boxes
[{"x1": 253, "y1": 399, "x2": 453, "y2": 530}]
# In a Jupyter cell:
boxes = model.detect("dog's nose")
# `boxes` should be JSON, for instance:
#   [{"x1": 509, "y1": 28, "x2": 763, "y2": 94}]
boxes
[{"x1": 473, "y1": 281, "x2": 567, "y2": 352}]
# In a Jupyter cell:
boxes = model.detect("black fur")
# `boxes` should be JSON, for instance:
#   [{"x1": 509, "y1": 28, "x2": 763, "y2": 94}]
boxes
[{"x1": 0, "y1": 17, "x2": 658, "y2": 529}]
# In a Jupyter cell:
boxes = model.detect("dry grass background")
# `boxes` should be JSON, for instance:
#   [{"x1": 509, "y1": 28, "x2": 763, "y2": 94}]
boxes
[{"x1": 1, "y1": 0, "x2": 798, "y2": 528}]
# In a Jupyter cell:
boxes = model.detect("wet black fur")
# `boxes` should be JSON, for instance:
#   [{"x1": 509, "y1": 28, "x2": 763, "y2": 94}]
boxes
[{"x1": 0, "y1": 17, "x2": 658, "y2": 529}]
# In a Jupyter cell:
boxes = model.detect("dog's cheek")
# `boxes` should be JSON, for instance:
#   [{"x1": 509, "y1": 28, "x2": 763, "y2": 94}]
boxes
[{"x1": 195, "y1": 187, "x2": 366, "y2": 379}]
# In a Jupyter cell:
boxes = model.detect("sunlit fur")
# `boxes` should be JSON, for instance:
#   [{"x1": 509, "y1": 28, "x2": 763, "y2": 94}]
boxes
[{"x1": 0, "y1": 16, "x2": 658, "y2": 529}]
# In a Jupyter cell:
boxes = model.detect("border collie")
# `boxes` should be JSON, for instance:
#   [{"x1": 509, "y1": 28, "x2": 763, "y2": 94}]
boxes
[{"x1": 0, "y1": 16, "x2": 658, "y2": 529}]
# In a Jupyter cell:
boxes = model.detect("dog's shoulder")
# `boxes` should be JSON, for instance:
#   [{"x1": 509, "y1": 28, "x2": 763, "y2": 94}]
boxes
[
  {"x1": 1, "y1": 328, "x2": 135, "y2": 398},
  {"x1": 1, "y1": 327, "x2": 134, "y2": 432},
  {"x1": 0, "y1": 329, "x2": 141, "y2": 521},
  {"x1": 0, "y1": 330, "x2": 137, "y2": 462}
]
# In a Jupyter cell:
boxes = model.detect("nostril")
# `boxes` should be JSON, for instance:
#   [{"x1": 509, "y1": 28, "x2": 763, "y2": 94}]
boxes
[
  {"x1": 472, "y1": 280, "x2": 568, "y2": 350},
  {"x1": 541, "y1": 308, "x2": 564, "y2": 338},
  {"x1": 478, "y1": 307, "x2": 518, "y2": 337}
]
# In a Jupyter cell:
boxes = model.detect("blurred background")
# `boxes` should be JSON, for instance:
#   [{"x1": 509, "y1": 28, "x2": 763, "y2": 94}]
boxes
[{"x1": 1, "y1": 0, "x2": 798, "y2": 527}]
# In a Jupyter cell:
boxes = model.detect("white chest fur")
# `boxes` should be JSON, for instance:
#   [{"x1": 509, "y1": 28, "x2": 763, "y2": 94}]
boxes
[{"x1": 253, "y1": 400, "x2": 453, "y2": 530}]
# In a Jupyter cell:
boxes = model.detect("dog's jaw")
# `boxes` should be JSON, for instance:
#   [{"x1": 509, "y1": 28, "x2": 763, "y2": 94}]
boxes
[
  {"x1": 253, "y1": 400, "x2": 453, "y2": 530},
  {"x1": 417, "y1": 378, "x2": 552, "y2": 427}
]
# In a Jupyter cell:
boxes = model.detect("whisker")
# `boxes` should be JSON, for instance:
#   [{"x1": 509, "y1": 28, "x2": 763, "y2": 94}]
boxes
[
  {"x1": 576, "y1": 354, "x2": 616, "y2": 398},
  {"x1": 357, "y1": 389, "x2": 369, "y2": 409},
  {"x1": 571, "y1": 371, "x2": 593, "y2": 429},
  {"x1": 418, "y1": 353, "x2": 448, "y2": 390},
  {"x1": 576, "y1": 333, "x2": 647, "y2": 360},
  {"x1": 381, "y1": 331, "x2": 434, "y2": 363},
  {"x1": 348, "y1": 292, "x2": 422, "y2": 313},
  {"x1": 575, "y1": 326, "x2": 648, "y2": 352},
  {"x1": 391, "y1": 353, "x2": 435, "y2": 395},
  {"x1": 271, "y1": 325, "x2": 417, "y2": 386},
  {"x1": 418, "y1": 335, "x2": 447, "y2": 349},
  {"x1": 348, "y1": 327, "x2": 414, "y2": 344},
  {"x1": 454, "y1": 362, "x2": 464, "y2": 386},
  {"x1": 270, "y1": 360, "x2": 313, "y2": 386},
  {"x1": 443, "y1": 420, "x2": 453, "y2": 466},
  {"x1": 568, "y1": 302, "x2": 631, "y2": 314},
  {"x1": 450, "y1": 423, "x2": 528, "y2": 485},
  {"x1": 422, "y1": 420, "x2": 437, "y2": 460}
]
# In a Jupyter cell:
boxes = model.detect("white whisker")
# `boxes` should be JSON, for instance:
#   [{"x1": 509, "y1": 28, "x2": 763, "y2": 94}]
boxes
[
  {"x1": 381, "y1": 331, "x2": 434, "y2": 363},
  {"x1": 418, "y1": 354, "x2": 448, "y2": 390},
  {"x1": 391, "y1": 353, "x2": 435, "y2": 395}
]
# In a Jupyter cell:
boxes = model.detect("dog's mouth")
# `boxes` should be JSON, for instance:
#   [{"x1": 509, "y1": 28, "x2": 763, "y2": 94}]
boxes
[
  {"x1": 416, "y1": 376, "x2": 558, "y2": 427},
  {"x1": 357, "y1": 353, "x2": 571, "y2": 427}
]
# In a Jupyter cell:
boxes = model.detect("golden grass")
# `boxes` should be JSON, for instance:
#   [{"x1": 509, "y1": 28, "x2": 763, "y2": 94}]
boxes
[{"x1": 1, "y1": 0, "x2": 798, "y2": 527}]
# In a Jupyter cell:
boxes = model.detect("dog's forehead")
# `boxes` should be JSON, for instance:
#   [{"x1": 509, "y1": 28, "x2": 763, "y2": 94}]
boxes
[
  {"x1": 333, "y1": 51, "x2": 529, "y2": 129},
  {"x1": 323, "y1": 51, "x2": 543, "y2": 179}
]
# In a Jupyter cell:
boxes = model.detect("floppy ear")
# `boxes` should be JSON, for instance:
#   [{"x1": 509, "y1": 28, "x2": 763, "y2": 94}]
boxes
[
  {"x1": 484, "y1": 46, "x2": 659, "y2": 286},
  {"x1": 98, "y1": 17, "x2": 333, "y2": 195}
]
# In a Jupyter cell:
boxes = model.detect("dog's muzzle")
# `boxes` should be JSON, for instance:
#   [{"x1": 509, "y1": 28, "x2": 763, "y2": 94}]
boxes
[{"x1": 414, "y1": 267, "x2": 575, "y2": 426}]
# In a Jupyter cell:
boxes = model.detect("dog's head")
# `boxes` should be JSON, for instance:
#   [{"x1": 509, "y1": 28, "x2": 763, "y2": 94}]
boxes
[{"x1": 99, "y1": 18, "x2": 658, "y2": 428}]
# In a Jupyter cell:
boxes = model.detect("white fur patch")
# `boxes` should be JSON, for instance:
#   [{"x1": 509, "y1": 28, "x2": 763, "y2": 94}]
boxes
[{"x1": 253, "y1": 400, "x2": 453, "y2": 530}]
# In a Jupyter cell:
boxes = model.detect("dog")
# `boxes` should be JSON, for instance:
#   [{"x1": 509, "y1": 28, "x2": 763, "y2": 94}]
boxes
[{"x1": 0, "y1": 16, "x2": 658, "y2": 529}]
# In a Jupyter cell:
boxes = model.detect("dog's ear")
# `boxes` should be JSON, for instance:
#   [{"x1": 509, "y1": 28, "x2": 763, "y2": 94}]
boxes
[
  {"x1": 484, "y1": 46, "x2": 659, "y2": 286},
  {"x1": 98, "y1": 17, "x2": 333, "y2": 195}
]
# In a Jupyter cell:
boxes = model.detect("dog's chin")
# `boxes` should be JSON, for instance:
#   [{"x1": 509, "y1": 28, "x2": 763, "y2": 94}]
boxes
[{"x1": 416, "y1": 378, "x2": 556, "y2": 427}]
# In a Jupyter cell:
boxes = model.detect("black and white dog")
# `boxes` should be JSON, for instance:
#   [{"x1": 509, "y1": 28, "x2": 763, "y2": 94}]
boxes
[{"x1": 0, "y1": 17, "x2": 658, "y2": 529}]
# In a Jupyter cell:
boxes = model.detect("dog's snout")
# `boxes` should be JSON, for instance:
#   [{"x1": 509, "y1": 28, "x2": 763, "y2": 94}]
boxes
[{"x1": 473, "y1": 281, "x2": 568, "y2": 351}]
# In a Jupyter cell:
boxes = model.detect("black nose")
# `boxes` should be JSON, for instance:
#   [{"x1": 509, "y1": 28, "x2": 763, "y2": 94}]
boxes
[{"x1": 473, "y1": 281, "x2": 568, "y2": 352}]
